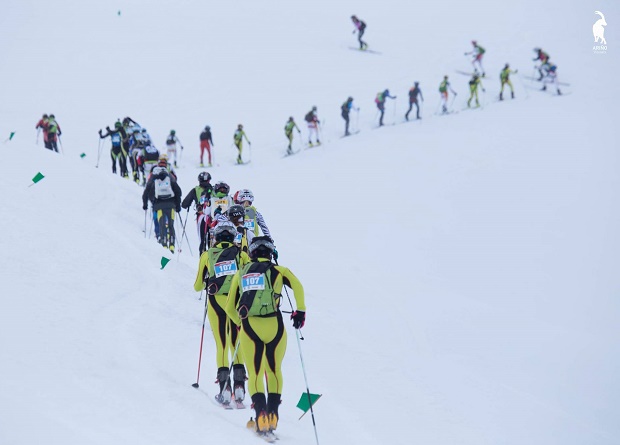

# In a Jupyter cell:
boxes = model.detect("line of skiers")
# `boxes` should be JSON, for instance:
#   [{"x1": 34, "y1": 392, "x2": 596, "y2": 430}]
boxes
[{"x1": 183, "y1": 173, "x2": 305, "y2": 437}]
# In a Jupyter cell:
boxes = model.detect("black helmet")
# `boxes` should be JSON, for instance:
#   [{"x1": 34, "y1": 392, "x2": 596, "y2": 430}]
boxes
[
  {"x1": 214, "y1": 181, "x2": 230, "y2": 196},
  {"x1": 249, "y1": 236, "x2": 275, "y2": 258},
  {"x1": 414, "y1": 81, "x2": 419, "y2": 86},
  {"x1": 198, "y1": 171, "x2": 211, "y2": 183},
  {"x1": 205, "y1": 125, "x2": 210, "y2": 130},
  {"x1": 42, "y1": 114, "x2": 48, "y2": 119},
  {"x1": 347, "y1": 96, "x2": 353, "y2": 102},
  {"x1": 214, "y1": 221, "x2": 237, "y2": 243},
  {"x1": 227, "y1": 204, "x2": 245, "y2": 221},
  {"x1": 289, "y1": 116, "x2": 294, "y2": 121}
]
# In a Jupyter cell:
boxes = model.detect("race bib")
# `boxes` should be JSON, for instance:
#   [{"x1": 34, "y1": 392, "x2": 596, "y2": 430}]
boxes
[
  {"x1": 214, "y1": 260, "x2": 237, "y2": 278},
  {"x1": 242, "y1": 273, "x2": 265, "y2": 291},
  {"x1": 234, "y1": 232, "x2": 243, "y2": 244},
  {"x1": 244, "y1": 219, "x2": 255, "y2": 231}
]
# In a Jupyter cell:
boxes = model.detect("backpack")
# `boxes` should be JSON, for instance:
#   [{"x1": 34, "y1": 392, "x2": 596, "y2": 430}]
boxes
[
  {"x1": 166, "y1": 135, "x2": 176, "y2": 146},
  {"x1": 477, "y1": 45, "x2": 486, "y2": 55},
  {"x1": 375, "y1": 93, "x2": 383, "y2": 104},
  {"x1": 152, "y1": 167, "x2": 174, "y2": 199},
  {"x1": 304, "y1": 111, "x2": 314, "y2": 123},
  {"x1": 111, "y1": 133, "x2": 122, "y2": 147},
  {"x1": 238, "y1": 262, "x2": 279, "y2": 317},
  {"x1": 207, "y1": 245, "x2": 240, "y2": 295},
  {"x1": 360, "y1": 21, "x2": 366, "y2": 30},
  {"x1": 144, "y1": 144, "x2": 159, "y2": 161}
]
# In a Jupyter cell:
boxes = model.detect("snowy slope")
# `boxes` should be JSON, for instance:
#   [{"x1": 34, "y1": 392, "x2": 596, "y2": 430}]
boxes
[{"x1": 1, "y1": 1, "x2": 619, "y2": 444}]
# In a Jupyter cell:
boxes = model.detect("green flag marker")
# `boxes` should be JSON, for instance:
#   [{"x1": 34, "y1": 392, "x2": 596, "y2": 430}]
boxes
[
  {"x1": 118, "y1": 10, "x2": 121, "y2": 16},
  {"x1": 80, "y1": 153, "x2": 86, "y2": 158},
  {"x1": 296, "y1": 393, "x2": 321, "y2": 419},
  {"x1": 9, "y1": 132, "x2": 15, "y2": 140},
  {"x1": 160, "y1": 257, "x2": 171, "y2": 269},
  {"x1": 32, "y1": 172, "x2": 45, "y2": 183}
]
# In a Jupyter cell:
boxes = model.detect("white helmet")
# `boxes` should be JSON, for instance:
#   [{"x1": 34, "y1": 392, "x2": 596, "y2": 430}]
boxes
[{"x1": 238, "y1": 189, "x2": 254, "y2": 203}]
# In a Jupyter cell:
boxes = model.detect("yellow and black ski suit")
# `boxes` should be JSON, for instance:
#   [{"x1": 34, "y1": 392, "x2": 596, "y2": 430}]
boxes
[
  {"x1": 194, "y1": 242, "x2": 250, "y2": 391},
  {"x1": 224, "y1": 258, "x2": 305, "y2": 421}
]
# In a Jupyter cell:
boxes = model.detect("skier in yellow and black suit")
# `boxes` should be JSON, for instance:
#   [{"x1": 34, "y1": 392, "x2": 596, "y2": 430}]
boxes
[
  {"x1": 467, "y1": 71, "x2": 485, "y2": 108},
  {"x1": 194, "y1": 221, "x2": 251, "y2": 406},
  {"x1": 225, "y1": 236, "x2": 306, "y2": 434}
]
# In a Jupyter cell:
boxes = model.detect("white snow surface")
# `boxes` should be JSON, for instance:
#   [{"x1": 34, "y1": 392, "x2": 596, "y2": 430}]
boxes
[{"x1": 1, "y1": 1, "x2": 619, "y2": 444}]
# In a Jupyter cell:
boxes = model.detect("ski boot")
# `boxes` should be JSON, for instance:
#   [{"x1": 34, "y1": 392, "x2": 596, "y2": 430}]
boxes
[
  {"x1": 215, "y1": 367, "x2": 232, "y2": 406},
  {"x1": 308, "y1": 141, "x2": 313, "y2": 147},
  {"x1": 267, "y1": 393, "x2": 281, "y2": 431},
  {"x1": 268, "y1": 413, "x2": 278, "y2": 431},
  {"x1": 511, "y1": 91, "x2": 515, "y2": 99},
  {"x1": 257, "y1": 411, "x2": 270, "y2": 432},
  {"x1": 499, "y1": 92, "x2": 503, "y2": 101},
  {"x1": 215, "y1": 386, "x2": 232, "y2": 406}
]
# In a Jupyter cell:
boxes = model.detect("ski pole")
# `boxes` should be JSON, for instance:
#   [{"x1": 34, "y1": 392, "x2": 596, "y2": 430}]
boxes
[
  {"x1": 392, "y1": 98, "x2": 398, "y2": 125},
  {"x1": 295, "y1": 328, "x2": 320, "y2": 445},
  {"x1": 149, "y1": 208, "x2": 154, "y2": 239},
  {"x1": 517, "y1": 72, "x2": 529, "y2": 99},
  {"x1": 178, "y1": 209, "x2": 191, "y2": 258},
  {"x1": 96, "y1": 137, "x2": 102, "y2": 168},
  {"x1": 36, "y1": 128, "x2": 40, "y2": 145},
  {"x1": 449, "y1": 92, "x2": 457, "y2": 112},
  {"x1": 191, "y1": 292, "x2": 209, "y2": 388},
  {"x1": 58, "y1": 136, "x2": 64, "y2": 155},
  {"x1": 355, "y1": 108, "x2": 359, "y2": 133},
  {"x1": 144, "y1": 209, "x2": 147, "y2": 238}
]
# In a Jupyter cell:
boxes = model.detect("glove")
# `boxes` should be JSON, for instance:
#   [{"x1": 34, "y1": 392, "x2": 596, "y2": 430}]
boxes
[
  {"x1": 482, "y1": 88, "x2": 486, "y2": 93},
  {"x1": 464, "y1": 52, "x2": 468, "y2": 55},
  {"x1": 291, "y1": 311, "x2": 305, "y2": 329},
  {"x1": 515, "y1": 69, "x2": 519, "y2": 74},
  {"x1": 214, "y1": 206, "x2": 222, "y2": 216},
  {"x1": 98, "y1": 129, "x2": 102, "y2": 136},
  {"x1": 272, "y1": 249, "x2": 279, "y2": 261},
  {"x1": 181, "y1": 146, "x2": 184, "y2": 150},
  {"x1": 176, "y1": 205, "x2": 181, "y2": 213},
  {"x1": 143, "y1": 204, "x2": 148, "y2": 210},
  {"x1": 248, "y1": 141, "x2": 252, "y2": 145},
  {"x1": 237, "y1": 226, "x2": 245, "y2": 234}
]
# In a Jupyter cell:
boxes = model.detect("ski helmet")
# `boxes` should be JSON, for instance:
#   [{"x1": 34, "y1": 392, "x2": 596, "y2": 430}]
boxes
[
  {"x1": 237, "y1": 189, "x2": 254, "y2": 204},
  {"x1": 289, "y1": 116, "x2": 294, "y2": 121},
  {"x1": 142, "y1": 128, "x2": 148, "y2": 133},
  {"x1": 312, "y1": 106, "x2": 317, "y2": 111},
  {"x1": 249, "y1": 236, "x2": 275, "y2": 258},
  {"x1": 114, "y1": 121, "x2": 122, "y2": 128},
  {"x1": 198, "y1": 171, "x2": 211, "y2": 184},
  {"x1": 347, "y1": 96, "x2": 353, "y2": 102},
  {"x1": 227, "y1": 204, "x2": 245, "y2": 222},
  {"x1": 50, "y1": 114, "x2": 55, "y2": 119},
  {"x1": 238, "y1": 124, "x2": 243, "y2": 129},
  {"x1": 205, "y1": 125, "x2": 210, "y2": 130},
  {"x1": 414, "y1": 81, "x2": 419, "y2": 86},
  {"x1": 214, "y1": 181, "x2": 230, "y2": 196},
  {"x1": 42, "y1": 114, "x2": 48, "y2": 119},
  {"x1": 214, "y1": 221, "x2": 237, "y2": 243},
  {"x1": 171, "y1": 129, "x2": 176, "y2": 135},
  {"x1": 472, "y1": 40, "x2": 477, "y2": 45}
]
